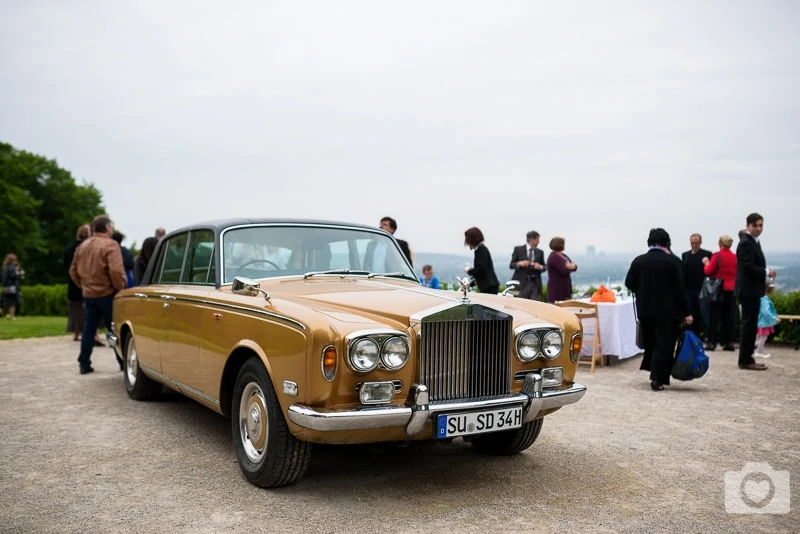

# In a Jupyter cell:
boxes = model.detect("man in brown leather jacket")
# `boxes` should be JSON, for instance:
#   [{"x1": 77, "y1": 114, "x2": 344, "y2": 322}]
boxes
[{"x1": 69, "y1": 214, "x2": 127, "y2": 374}]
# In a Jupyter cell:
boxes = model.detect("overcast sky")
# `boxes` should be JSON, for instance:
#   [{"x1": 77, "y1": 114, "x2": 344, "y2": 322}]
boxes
[{"x1": 2, "y1": 1, "x2": 798, "y2": 257}]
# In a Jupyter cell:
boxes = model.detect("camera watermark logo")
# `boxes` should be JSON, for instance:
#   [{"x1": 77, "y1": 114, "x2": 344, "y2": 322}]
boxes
[{"x1": 724, "y1": 462, "x2": 790, "y2": 514}]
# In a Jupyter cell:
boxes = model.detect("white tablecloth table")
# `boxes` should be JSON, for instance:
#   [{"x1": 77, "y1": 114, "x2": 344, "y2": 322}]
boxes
[{"x1": 575, "y1": 298, "x2": 642, "y2": 360}]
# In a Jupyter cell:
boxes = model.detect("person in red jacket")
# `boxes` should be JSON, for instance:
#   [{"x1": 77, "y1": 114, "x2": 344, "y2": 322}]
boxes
[{"x1": 702, "y1": 235, "x2": 738, "y2": 351}]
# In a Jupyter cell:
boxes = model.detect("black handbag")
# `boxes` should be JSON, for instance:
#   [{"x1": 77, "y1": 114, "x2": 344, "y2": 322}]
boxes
[{"x1": 700, "y1": 254, "x2": 723, "y2": 302}]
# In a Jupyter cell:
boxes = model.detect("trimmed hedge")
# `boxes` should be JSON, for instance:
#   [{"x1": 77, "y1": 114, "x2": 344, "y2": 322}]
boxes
[{"x1": 15, "y1": 284, "x2": 69, "y2": 317}]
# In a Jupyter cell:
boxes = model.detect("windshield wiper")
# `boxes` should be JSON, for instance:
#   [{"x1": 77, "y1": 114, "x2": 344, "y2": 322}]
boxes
[
  {"x1": 367, "y1": 272, "x2": 418, "y2": 282},
  {"x1": 303, "y1": 269, "x2": 371, "y2": 279}
]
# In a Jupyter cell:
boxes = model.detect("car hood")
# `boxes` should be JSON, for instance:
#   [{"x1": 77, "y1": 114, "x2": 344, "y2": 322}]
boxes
[{"x1": 267, "y1": 277, "x2": 562, "y2": 328}]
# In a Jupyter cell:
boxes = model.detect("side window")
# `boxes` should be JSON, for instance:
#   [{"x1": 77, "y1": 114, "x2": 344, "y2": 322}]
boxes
[
  {"x1": 181, "y1": 230, "x2": 215, "y2": 284},
  {"x1": 158, "y1": 233, "x2": 188, "y2": 283}
]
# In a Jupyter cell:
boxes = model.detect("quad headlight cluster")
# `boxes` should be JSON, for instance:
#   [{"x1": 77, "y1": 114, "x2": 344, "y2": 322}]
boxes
[
  {"x1": 515, "y1": 328, "x2": 564, "y2": 362},
  {"x1": 347, "y1": 331, "x2": 410, "y2": 372}
]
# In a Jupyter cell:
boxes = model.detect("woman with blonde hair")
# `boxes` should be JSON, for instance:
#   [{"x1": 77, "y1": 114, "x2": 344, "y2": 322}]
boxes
[
  {"x1": 702, "y1": 234, "x2": 738, "y2": 351},
  {"x1": 64, "y1": 224, "x2": 102, "y2": 344},
  {"x1": 1, "y1": 253, "x2": 24, "y2": 320}
]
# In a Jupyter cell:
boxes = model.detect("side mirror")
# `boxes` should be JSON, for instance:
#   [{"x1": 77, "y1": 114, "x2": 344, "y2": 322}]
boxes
[{"x1": 232, "y1": 276, "x2": 270, "y2": 301}]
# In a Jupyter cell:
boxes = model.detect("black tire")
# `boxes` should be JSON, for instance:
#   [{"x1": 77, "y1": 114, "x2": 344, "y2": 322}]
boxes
[
  {"x1": 231, "y1": 357, "x2": 312, "y2": 488},
  {"x1": 123, "y1": 334, "x2": 161, "y2": 401},
  {"x1": 471, "y1": 417, "x2": 544, "y2": 455}
]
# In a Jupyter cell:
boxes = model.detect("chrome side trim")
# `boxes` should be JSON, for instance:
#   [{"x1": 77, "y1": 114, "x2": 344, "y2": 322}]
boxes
[
  {"x1": 286, "y1": 374, "x2": 587, "y2": 433},
  {"x1": 140, "y1": 364, "x2": 221, "y2": 408},
  {"x1": 157, "y1": 295, "x2": 306, "y2": 331}
]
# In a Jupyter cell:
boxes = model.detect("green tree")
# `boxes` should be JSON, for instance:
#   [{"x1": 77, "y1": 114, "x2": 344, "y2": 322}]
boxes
[{"x1": 0, "y1": 142, "x2": 106, "y2": 284}]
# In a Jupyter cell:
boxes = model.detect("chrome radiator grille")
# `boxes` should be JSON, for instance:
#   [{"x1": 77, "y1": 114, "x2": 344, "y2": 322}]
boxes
[{"x1": 418, "y1": 306, "x2": 512, "y2": 403}]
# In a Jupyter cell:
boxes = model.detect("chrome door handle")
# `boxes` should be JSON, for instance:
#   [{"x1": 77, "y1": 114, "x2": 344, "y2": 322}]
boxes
[
  {"x1": 160, "y1": 295, "x2": 176, "y2": 300},
  {"x1": 134, "y1": 293, "x2": 148, "y2": 298}
]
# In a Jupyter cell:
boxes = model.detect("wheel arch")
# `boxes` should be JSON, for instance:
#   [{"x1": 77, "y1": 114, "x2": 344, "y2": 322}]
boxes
[{"x1": 219, "y1": 342, "x2": 274, "y2": 418}]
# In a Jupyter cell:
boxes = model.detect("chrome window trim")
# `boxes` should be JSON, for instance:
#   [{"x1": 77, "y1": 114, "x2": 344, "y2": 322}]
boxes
[
  {"x1": 218, "y1": 222, "x2": 417, "y2": 286},
  {"x1": 157, "y1": 231, "x2": 191, "y2": 285},
  {"x1": 180, "y1": 228, "x2": 216, "y2": 286},
  {"x1": 140, "y1": 364, "x2": 220, "y2": 407}
]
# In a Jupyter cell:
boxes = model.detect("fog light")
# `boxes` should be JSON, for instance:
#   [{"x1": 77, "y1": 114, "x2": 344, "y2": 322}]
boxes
[
  {"x1": 358, "y1": 381, "x2": 395, "y2": 405},
  {"x1": 542, "y1": 367, "x2": 564, "y2": 388}
]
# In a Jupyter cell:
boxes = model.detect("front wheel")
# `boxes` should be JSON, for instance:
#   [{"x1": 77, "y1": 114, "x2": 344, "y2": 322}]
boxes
[
  {"x1": 231, "y1": 357, "x2": 312, "y2": 488},
  {"x1": 123, "y1": 334, "x2": 161, "y2": 400},
  {"x1": 470, "y1": 417, "x2": 544, "y2": 455}
]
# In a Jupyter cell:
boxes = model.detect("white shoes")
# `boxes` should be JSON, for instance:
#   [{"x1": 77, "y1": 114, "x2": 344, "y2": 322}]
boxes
[{"x1": 754, "y1": 352, "x2": 771, "y2": 359}]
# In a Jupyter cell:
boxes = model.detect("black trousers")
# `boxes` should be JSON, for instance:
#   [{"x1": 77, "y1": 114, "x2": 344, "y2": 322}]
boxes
[
  {"x1": 519, "y1": 277, "x2": 542, "y2": 301},
  {"x1": 738, "y1": 296, "x2": 760, "y2": 366},
  {"x1": 707, "y1": 290, "x2": 736, "y2": 347},
  {"x1": 686, "y1": 289, "x2": 707, "y2": 339},
  {"x1": 639, "y1": 318, "x2": 679, "y2": 385}
]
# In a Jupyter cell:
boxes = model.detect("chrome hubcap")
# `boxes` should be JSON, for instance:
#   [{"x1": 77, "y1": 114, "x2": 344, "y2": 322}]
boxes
[
  {"x1": 126, "y1": 339, "x2": 138, "y2": 386},
  {"x1": 239, "y1": 382, "x2": 268, "y2": 462}
]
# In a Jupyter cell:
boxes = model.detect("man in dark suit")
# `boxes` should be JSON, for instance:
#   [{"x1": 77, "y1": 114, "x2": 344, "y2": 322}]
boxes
[
  {"x1": 509, "y1": 230, "x2": 545, "y2": 300},
  {"x1": 379, "y1": 216, "x2": 412, "y2": 267},
  {"x1": 734, "y1": 212, "x2": 775, "y2": 371},
  {"x1": 681, "y1": 234, "x2": 712, "y2": 340},
  {"x1": 625, "y1": 228, "x2": 693, "y2": 390}
]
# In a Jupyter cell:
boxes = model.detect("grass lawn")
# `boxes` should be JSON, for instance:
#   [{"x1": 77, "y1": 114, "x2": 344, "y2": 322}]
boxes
[{"x1": 0, "y1": 316, "x2": 69, "y2": 340}]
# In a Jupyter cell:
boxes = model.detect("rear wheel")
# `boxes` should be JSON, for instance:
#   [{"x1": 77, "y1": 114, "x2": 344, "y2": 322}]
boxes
[
  {"x1": 471, "y1": 417, "x2": 544, "y2": 455},
  {"x1": 231, "y1": 357, "x2": 312, "y2": 488},
  {"x1": 123, "y1": 334, "x2": 161, "y2": 400}
]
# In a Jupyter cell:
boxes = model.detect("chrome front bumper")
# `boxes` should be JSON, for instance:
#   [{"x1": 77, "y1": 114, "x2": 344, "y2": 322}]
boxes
[
  {"x1": 106, "y1": 329, "x2": 120, "y2": 357},
  {"x1": 287, "y1": 373, "x2": 586, "y2": 436}
]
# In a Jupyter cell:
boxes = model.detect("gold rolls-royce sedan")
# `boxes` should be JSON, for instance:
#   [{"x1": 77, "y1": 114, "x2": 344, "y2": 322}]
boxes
[{"x1": 107, "y1": 218, "x2": 587, "y2": 488}]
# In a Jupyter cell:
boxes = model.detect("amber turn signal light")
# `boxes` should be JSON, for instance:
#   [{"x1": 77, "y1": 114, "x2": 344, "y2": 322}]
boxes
[
  {"x1": 322, "y1": 345, "x2": 337, "y2": 381},
  {"x1": 570, "y1": 333, "x2": 582, "y2": 363}
]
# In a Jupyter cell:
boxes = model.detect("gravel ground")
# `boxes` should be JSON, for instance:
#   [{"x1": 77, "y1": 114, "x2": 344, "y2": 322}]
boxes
[{"x1": 0, "y1": 336, "x2": 797, "y2": 533}]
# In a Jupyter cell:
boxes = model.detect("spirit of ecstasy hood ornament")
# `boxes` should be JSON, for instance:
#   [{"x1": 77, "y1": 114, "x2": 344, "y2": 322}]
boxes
[{"x1": 456, "y1": 276, "x2": 472, "y2": 303}]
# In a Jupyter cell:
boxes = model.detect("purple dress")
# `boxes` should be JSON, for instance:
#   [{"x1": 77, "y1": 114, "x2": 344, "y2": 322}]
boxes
[{"x1": 546, "y1": 252, "x2": 574, "y2": 303}]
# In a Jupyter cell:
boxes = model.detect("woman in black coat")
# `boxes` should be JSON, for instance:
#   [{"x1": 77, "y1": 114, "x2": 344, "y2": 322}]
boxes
[{"x1": 464, "y1": 226, "x2": 500, "y2": 294}]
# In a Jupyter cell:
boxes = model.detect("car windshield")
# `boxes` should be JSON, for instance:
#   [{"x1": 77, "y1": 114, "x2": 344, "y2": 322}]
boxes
[{"x1": 221, "y1": 225, "x2": 417, "y2": 284}]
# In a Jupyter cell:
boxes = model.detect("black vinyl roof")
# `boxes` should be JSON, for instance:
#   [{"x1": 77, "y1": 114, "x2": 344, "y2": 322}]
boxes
[{"x1": 164, "y1": 218, "x2": 383, "y2": 238}]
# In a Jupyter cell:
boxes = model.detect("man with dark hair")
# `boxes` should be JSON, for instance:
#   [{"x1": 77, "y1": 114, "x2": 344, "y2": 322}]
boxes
[
  {"x1": 681, "y1": 233, "x2": 712, "y2": 340},
  {"x1": 69, "y1": 214, "x2": 127, "y2": 374},
  {"x1": 112, "y1": 230, "x2": 135, "y2": 288},
  {"x1": 509, "y1": 230, "x2": 545, "y2": 300},
  {"x1": 379, "y1": 216, "x2": 413, "y2": 266},
  {"x1": 625, "y1": 228, "x2": 693, "y2": 390},
  {"x1": 735, "y1": 212, "x2": 775, "y2": 371}
]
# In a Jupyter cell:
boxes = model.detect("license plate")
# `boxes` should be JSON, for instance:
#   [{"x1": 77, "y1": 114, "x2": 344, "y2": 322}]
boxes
[{"x1": 436, "y1": 406, "x2": 523, "y2": 439}]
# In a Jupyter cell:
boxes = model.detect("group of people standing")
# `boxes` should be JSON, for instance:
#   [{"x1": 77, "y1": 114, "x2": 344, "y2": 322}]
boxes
[
  {"x1": 461, "y1": 227, "x2": 578, "y2": 301},
  {"x1": 625, "y1": 212, "x2": 778, "y2": 391},
  {"x1": 65, "y1": 217, "x2": 164, "y2": 374}
]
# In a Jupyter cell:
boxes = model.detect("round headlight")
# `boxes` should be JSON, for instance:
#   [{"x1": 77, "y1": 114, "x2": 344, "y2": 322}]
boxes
[
  {"x1": 517, "y1": 331, "x2": 540, "y2": 362},
  {"x1": 381, "y1": 336, "x2": 409, "y2": 370},
  {"x1": 349, "y1": 338, "x2": 379, "y2": 371},
  {"x1": 542, "y1": 330, "x2": 564, "y2": 359}
]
